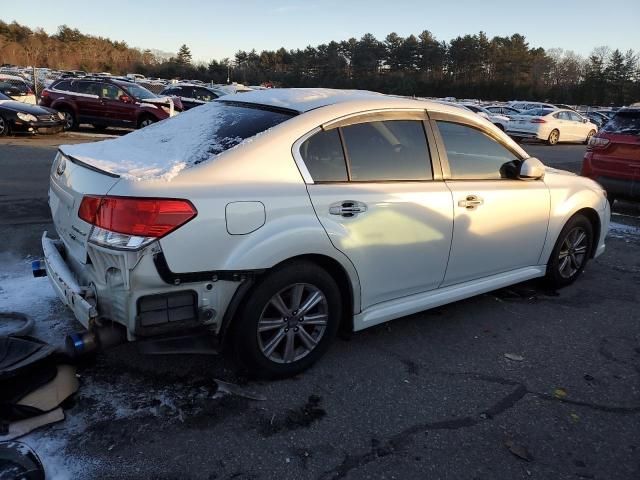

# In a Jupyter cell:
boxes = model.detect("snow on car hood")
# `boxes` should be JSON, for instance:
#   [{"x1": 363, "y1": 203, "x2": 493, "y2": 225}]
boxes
[{"x1": 60, "y1": 102, "x2": 240, "y2": 181}]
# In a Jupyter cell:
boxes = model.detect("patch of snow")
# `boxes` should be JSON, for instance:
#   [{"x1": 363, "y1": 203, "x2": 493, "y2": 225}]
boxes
[
  {"x1": 59, "y1": 102, "x2": 242, "y2": 182},
  {"x1": 609, "y1": 221, "x2": 640, "y2": 240},
  {"x1": 220, "y1": 87, "x2": 383, "y2": 112}
]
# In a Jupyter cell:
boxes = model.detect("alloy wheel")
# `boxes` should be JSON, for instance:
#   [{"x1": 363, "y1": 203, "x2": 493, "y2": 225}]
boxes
[
  {"x1": 0, "y1": 117, "x2": 6, "y2": 135},
  {"x1": 140, "y1": 119, "x2": 154, "y2": 128},
  {"x1": 257, "y1": 283, "x2": 329, "y2": 364},
  {"x1": 63, "y1": 112, "x2": 74, "y2": 130},
  {"x1": 549, "y1": 130, "x2": 559, "y2": 145},
  {"x1": 558, "y1": 227, "x2": 588, "y2": 279}
]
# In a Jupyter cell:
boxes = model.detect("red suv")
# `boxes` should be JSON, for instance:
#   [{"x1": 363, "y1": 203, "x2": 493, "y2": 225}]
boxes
[
  {"x1": 39, "y1": 77, "x2": 183, "y2": 131},
  {"x1": 582, "y1": 107, "x2": 640, "y2": 204}
]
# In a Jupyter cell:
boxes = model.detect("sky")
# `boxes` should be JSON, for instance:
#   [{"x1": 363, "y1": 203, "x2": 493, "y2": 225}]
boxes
[{"x1": 6, "y1": 0, "x2": 640, "y2": 62}]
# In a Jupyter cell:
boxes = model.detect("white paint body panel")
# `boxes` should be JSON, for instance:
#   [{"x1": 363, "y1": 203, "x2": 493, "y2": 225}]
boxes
[{"x1": 43, "y1": 89, "x2": 609, "y2": 340}]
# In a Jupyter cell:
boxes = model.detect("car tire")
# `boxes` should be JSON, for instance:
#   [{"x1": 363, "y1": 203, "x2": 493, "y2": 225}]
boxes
[
  {"x1": 59, "y1": 108, "x2": 77, "y2": 131},
  {"x1": 231, "y1": 261, "x2": 342, "y2": 379},
  {"x1": 545, "y1": 214, "x2": 593, "y2": 289},
  {"x1": 137, "y1": 116, "x2": 156, "y2": 129},
  {"x1": 547, "y1": 129, "x2": 560, "y2": 145},
  {"x1": 584, "y1": 129, "x2": 596, "y2": 145},
  {"x1": 0, "y1": 116, "x2": 9, "y2": 136}
]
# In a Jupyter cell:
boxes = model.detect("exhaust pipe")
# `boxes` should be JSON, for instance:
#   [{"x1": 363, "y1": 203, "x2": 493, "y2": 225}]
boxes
[{"x1": 65, "y1": 323, "x2": 126, "y2": 357}]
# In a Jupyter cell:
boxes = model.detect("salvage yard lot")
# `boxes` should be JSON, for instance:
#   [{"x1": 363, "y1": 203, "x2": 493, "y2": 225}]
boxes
[{"x1": 1, "y1": 138, "x2": 639, "y2": 479}]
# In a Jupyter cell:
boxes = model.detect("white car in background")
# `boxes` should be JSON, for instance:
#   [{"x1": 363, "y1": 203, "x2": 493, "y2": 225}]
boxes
[
  {"x1": 508, "y1": 101, "x2": 556, "y2": 111},
  {"x1": 506, "y1": 108, "x2": 598, "y2": 145},
  {"x1": 41, "y1": 89, "x2": 609, "y2": 378},
  {"x1": 0, "y1": 74, "x2": 36, "y2": 104},
  {"x1": 461, "y1": 103, "x2": 511, "y2": 131}
]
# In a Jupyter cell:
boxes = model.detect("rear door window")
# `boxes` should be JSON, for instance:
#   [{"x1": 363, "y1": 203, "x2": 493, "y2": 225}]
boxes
[
  {"x1": 436, "y1": 121, "x2": 519, "y2": 180},
  {"x1": 341, "y1": 120, "x2": 432, "y2": 181},
  {"x1": 53, "y1": 80, "x2": 71, "y2": 91},
  {"x1": 603, "y1": 111, "x2": 640, "y2": 134}
]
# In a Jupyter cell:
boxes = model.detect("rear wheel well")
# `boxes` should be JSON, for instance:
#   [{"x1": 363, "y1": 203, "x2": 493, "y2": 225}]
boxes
[
  {"x1": 569, "y1": 208, "x2": 601, "y2": 258},
  {"x1": 220, "y1": 254, "x2": 355, "y2": 344}
]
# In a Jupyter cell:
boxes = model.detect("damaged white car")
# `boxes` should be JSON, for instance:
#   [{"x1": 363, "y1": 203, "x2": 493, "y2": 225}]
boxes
[{"x1": 40, "y1": 88, "x2": 610, "y2": 378}]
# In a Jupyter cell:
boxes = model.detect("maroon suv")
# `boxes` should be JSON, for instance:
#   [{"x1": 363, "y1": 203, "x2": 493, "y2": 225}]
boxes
[
  {"x1": 39, "y1": 78, "x2": 183, "y2": 131},
  {"x1": 581, "y1": 107, "x2": 640, "y2": 204}
]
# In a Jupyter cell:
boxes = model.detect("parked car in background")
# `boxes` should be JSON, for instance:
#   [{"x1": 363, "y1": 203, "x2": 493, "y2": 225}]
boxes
[
  {"x1": 581, "y1": 111, "x2": 610, "y2": 128},
  {"x1": 0, "y1": 74, "x2": 36, "y2": 104},
  {"x1": 42, "y1": 89, "x2": 609, "y2": 378},
  {"x1": 508, "y1": 101, "x2": 556, "y2": 112},
  {"x1": 553, "y1": 104, "x2": 579, "y2": 112},
  {"x1": 160, "y1": 83, "x2": 222, "y2": 110},
  {"x1": 581, "y1": 106, "x2": 640, "y2": 204},
  {"x1": 40, "y1": 77, "x2": 182, "y2": 130},
  {"x1": 485, "y1": 105, "x2": 521, "y2": 117},
  {"x1": 460, "y1": 103, "x2": 510, "y2": 131},
  {"x1": 507, "y1": 108, "x2": 598, "y2": 145},
  {"x1": 0, "y1": 91, "x2": 64, "y2": 136}
]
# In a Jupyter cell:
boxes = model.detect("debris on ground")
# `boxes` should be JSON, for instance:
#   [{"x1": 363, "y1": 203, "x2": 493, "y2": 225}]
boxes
[
  {"x1": 504, "y1": 437, "x2": 533, "y2": 462},
  {"x1": 553, "y1": 388, "x2": 568, "y2": 399},
  {"x1": 504, "y1": 353, "x2": 524, "y2": 362},
  {"x1": 213, "y1": 379, "x2": 266, "y2": 401}
]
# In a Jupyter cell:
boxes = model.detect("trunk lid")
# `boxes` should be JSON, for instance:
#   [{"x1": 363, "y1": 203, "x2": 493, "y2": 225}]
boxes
[{"x1": 49, "y1": 150, "x2": 120, "y2": 263}]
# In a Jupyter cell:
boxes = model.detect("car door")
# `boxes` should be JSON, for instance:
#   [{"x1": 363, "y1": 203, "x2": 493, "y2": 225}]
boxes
[
  {"x1": 568, "y1": 111, "x2": 589, "y2": 141},
  {"x1": 70, "y1": 80, "x2": 103, "y2": 123},
  {"x1": 430, "y1": 114, "x2": 550, "y2": 286},
  {"x1": 296, "y1": 112, "x2": 454, "y2": 310},
  {"x1": 99, "y1": 83, "x2": 137, "y2": 127}
]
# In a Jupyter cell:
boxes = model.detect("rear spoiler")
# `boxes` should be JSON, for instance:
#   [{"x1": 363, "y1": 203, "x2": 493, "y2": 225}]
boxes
[{"x1": 57, "y1": 148, "x2": 121, "y2": 178}]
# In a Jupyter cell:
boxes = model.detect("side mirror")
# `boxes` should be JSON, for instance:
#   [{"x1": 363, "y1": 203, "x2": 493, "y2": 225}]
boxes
[
  {"x1": 582, "y1": 118, "x2": 588, "y2": 123},
  {"x1": 119, "y1": 94, "x2": 134, "y2": 104},
  {"x1": 519, "y1": 157, "x2": 545, "y2": 180}
]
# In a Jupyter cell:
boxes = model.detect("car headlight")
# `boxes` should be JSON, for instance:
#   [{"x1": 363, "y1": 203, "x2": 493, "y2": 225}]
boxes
[
  {"x1": 17, "y1": 112, "x2": 38, "y2": 123},
  {"x1": 57, "y1": 111, "x2": 65, "y2": 120}
]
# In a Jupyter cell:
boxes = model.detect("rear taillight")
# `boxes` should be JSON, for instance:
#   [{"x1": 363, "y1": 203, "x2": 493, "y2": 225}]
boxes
[
  {"x1": 40, "y1": 89, "x2": 50, "y2": 99},
  {"x1": 587, "y1": 136, "x2": 610, "y2": 150},
  {"x1": 530, "y1": 118, "x2": 547, "y2": 123},
  {"x1": 78, "y1": 195, "x2": 197, "y2": 249}
]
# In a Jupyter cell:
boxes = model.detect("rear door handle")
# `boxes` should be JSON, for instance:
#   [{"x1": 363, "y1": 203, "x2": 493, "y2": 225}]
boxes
[
  {"x1": 329, "y1": 201, "x2": 368, "y2": 217},
  {"x1": 458, "y1": 195, "x2": 484, "y2": 209}
]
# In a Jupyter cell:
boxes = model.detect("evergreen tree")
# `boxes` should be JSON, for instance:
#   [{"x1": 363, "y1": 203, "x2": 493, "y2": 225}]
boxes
[{"x1": 177, "y1": 44, "x2": 192, "y2": 65}]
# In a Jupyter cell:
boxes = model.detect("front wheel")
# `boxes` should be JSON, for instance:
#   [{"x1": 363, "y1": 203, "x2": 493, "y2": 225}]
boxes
[
  {"x1": 231, "y1": 261, "x2": 342, "y2": 378},
  {"x1": 60, "y1": 109, "x2": 77, "y2": 131},
  {"x1": 545, "y1": 214, "x2": 593, "y2": 288},
  {"x1": 547, "y1": 129, "x2": 560, "y2": 145},
  {"x1": 137, "y1": 116, "x2": 156, "y2": 129},
  {"x1": 0, "y1": 116, "x2": 8, "y2": 136},
  {"x1": 584, "y1": 129, "x2": 596, "y2": 145}
]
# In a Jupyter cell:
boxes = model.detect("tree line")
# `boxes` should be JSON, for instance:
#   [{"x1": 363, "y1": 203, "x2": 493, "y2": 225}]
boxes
[{"x1": 1, "y1": 20, "x2": 638, "y2": 105}]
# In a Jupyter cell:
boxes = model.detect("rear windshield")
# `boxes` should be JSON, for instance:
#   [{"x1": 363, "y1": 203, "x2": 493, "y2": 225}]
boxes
[{"x1": 602, "y1": 111, "x2": 640, "y2": 135}]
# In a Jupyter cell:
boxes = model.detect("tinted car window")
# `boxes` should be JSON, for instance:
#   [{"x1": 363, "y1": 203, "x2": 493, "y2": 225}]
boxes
[
  {"x1": 74, "y1": 81, "x2": 100, "y2": 96},
  {"x1": 568, "y1": 112, "x2": 583, "y2": 122},
  {"x1": 602, "y1": 111, "x2": 640, "y2": 134},
  {"x1": 211, "y1": 102, "x2": 295, "y2": 155},
  {"x1": 53, "y1": 80, "x2": 71, "y2": 91},
  {"x1": 300, "y1": 129, "x2": 348, "y2": 182},
  {"x1": 437, "y1": 121, "x2": 518, "y2": 180},
  {"x1": 194, "y1": 87, "x2": 218, "y2": 102},
  {"x1": 341, "y1": 120, "x2": 432, "y2": 181}
]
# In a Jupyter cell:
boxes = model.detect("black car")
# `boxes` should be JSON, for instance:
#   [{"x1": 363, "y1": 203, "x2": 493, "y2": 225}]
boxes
[
  {"x1": 0, "y1": 91, "x2": 65, "y2": 135},
  {"x1": 159, "y1": 83, "x2": 222, "y2": 110}
]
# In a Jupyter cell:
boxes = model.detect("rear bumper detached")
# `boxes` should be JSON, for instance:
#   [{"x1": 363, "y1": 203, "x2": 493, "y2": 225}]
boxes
[
  {"x1": 40, "y1": 232, "x2": 233, "y2": 340},
  {"x1": 41, "y1": 232, "x2": 97, "y2": 329}
]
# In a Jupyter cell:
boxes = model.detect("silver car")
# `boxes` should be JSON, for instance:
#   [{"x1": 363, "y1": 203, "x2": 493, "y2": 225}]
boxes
[{"x1": 41, "y1": 89, "x2": 610, "y2": 378}]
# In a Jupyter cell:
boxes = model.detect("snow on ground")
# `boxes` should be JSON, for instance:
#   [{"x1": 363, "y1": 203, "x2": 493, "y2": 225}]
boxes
[
  {"x1": 0, "y1": 254, "x2": 229, "y2": 479},
  {"x1": 608, "y1": 221, "x2": 640, "y2": 241}
]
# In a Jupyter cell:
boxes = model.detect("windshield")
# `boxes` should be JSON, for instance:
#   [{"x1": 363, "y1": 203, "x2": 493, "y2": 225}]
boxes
[
  {"x1": 122, "y1": 83, "x2": 157, "y2": 100},
  {"x1": 602, "y1": 111, "x2": 640, "y2": 135}
]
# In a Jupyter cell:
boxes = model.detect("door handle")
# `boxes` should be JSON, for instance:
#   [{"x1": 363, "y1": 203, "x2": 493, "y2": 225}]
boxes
[
  {"x1": 329, "y1": 201, "x2": 367, "y2": 217},
  {"x1": 458, "y1": 195, "x2": 484, "y2": 209}
]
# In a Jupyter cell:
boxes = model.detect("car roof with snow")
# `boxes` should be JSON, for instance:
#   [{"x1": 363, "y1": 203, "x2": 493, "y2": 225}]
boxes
[{"x1": 217, "y1": 88, "x2": 433, "y2": 113}]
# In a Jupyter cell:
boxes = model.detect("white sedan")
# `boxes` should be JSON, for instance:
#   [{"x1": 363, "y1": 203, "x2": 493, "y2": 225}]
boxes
[
  {"x1": 41, "y1": 89, "x2": 609, "y2": 378},
  {"x1": 507, "y1": 108, "x2": 598, "y2": 145},
  {"x1": 460, "y1": 103, "x2": 511, "y2": 131}
]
